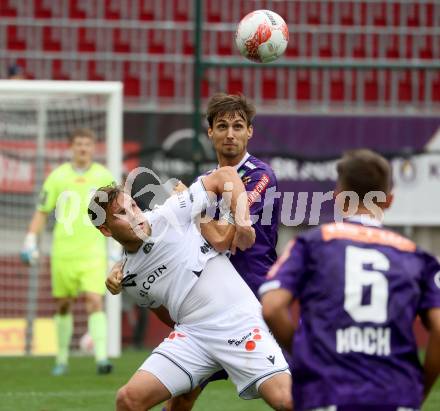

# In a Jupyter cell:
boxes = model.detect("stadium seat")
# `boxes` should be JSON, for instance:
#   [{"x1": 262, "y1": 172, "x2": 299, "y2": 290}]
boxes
[
  {"x1": 43, "y1": 27, "x2": 61, "y2": 52},
  {"x1": 78, "y1": 28, "x2": 96, "y2": 52},
  {"x1": 34, "y1": 0, "x2": 52, "y2": 18},
  {"x1": 123, "y1": 62, "x2": 141, "y2": 97},
  {"x1": 113, "y1": 28, "x2": 131, "y2": 53},
  {"x1": 296, "y1": 70, "x2": 312, "y2": 101},
  {"x1": 0, "y1": 0, "x2": 17, "y2": 17},
  {"x1": 0, "y1": 0, "x2": 436, "y2": 108}
]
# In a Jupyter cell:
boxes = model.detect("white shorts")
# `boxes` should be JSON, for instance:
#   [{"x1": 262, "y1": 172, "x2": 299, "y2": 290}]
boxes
[{"x1": 139, "y1": 303, "x2": 290, "y2": 399}]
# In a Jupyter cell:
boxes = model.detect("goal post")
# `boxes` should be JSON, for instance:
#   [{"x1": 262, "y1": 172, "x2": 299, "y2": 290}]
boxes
[{"x1": 0, "y1": 80, "x2": 123, "y2": 358}]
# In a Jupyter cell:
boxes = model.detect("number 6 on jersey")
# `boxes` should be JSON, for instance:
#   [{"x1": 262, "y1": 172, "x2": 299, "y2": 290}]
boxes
[{"x1": 344, "y1": 245, "x2": 390, "y2": 323}]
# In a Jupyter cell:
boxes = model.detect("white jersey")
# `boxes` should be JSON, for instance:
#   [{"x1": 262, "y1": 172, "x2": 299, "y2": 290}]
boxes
[{"x1": 121, "y1": 180, "x2": 259, "y2": 323}]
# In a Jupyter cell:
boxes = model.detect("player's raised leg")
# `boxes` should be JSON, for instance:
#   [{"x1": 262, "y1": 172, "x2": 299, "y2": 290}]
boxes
[{"x1": 116, "y1": 370, "x2": 171, "y2": 411}]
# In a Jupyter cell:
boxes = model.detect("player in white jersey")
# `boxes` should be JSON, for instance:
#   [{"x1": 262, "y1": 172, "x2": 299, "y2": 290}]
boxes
[{"x1": 88, "y1": 166, "x2": 292, "y2": 411}]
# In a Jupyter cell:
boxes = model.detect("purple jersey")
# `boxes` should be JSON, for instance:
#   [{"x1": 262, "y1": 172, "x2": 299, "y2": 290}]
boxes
[
  {"x1": 203, "y1": 154, "x2": 279, "y2": 296},
  {"x1": 262, "y1": 220, "x2": 440, "y2": 410},
  {"x1": 231, "y1": 154, "x2": 279, "y2": 295}
]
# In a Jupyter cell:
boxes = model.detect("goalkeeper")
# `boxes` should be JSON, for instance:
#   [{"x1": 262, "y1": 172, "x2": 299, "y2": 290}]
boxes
[{"x1": 21, "y1": 128, "x2": 114, "y2": 376}]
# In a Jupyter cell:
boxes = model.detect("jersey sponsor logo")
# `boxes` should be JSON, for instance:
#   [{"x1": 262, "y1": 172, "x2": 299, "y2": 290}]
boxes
[
  {"x1": 142, "y1": 242, "x2": 154, "y2": 254},
  {"x1": 248, "y1": 174, "x2": 270, "y2": 206},
  {"x1": 200, "y1": 241, "x2": 213, "y2": 254},
  {"x1": 322, "y1": 223, "x2": 416, "y2": 253},
  {"x1": 336, "y1": 326, "x2": 391, "y2": 356},
  {"x1": 121, "y1": 273, "x2": 138, "y2": 288},
  {"x1": 227, "y1": 328, "x2": 262, "y2": 352},
  {"x1": 139, "y1": 265, "x2": 167, "y2": 295},
  {"x1": 434, "y1": 271, "x2": 440, "y2": 289},
  {"x1": 228, "y1": 332, "x2": 251, "y2": 347}
]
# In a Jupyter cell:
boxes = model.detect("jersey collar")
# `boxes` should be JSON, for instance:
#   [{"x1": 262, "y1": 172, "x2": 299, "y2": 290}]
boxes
[
  {"x1": 217, "y1": 152, "x2": 250, "y2": 171},
  {"x1": 346, "y1": 214, "x2": 382, "y2": 227}
]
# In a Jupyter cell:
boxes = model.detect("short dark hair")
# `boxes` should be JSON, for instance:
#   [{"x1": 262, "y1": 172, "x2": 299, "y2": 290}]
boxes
[
  {"x1": 337, "y1": 149, "x2": 392, "y2": 200},
  {"x1": 206, "y1": 93, "x2": 256, "y2": 128},
  {"x1": 88, "y1": 184, "x2": 122, "y2": 227},
  {"x1": 69, "y1": 128, "x2": 97, "y2": 144}
]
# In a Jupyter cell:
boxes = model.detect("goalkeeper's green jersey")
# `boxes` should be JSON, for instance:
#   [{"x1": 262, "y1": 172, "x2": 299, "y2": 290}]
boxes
[{"x1": 38, "y1": 162, "x2": 114, "y2": 260}]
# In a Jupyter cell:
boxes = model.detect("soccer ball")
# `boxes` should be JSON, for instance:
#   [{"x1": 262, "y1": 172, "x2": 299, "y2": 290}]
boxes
[
  {"x1": 235, "y1": 10, "x2": 289, "y2": 63},
  {"x1": 79, "y1": 332, "x2": 94, "y2": 354}
]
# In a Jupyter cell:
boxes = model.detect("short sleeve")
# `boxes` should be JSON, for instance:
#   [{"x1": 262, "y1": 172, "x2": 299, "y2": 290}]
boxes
[
  {"x1": 37, "y1": 171, "x2": 59, "y2": 213},
  {"x1": 158, "y1": 179, "x2": 214, "y2": 226},
  {"x1": 418, "y1": 252, "x2": 440, "y2": 311},
  {"x1": 246, "y1": 169, "x2": 277, "y2": 216},
  {"x1": 258, "y1": 237, "x2": 308, "y2": 298}
]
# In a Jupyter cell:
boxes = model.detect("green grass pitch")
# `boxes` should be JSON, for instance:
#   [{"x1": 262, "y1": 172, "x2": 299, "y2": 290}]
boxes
[{"x1": 0, "y1": 350, "x2": 439, "y2": 411}]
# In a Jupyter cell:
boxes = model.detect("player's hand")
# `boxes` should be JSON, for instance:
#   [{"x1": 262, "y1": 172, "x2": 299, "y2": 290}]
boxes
[
  {"x1": 106, "y1": 261, "x2": 124, "y2": 295},
  {"x1": 20, "y1": 233, "x2": 39, "y2": 266},
  {"x1": 231, "y1": 224, "x2": 255, "y2": 255}
]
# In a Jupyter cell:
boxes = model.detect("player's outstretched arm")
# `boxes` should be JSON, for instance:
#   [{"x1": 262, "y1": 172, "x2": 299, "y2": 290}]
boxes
[
  {"x1": 201, "y1": 166, "x2": 255, "y2": 253},
  {"x1": 20, "y1": 210, "x2": 48, "y2": 265},
  {"x1": 200, "y1": 220, "x2": 236, "y2": 253},
  {"x1": 261, "y1": 288, "x2": 295, "y2": 352},
  {"x1": 201, "y1": 166, "x2": 250, "y2": 227},
  {"x1": 423, "y1": 307, "x2": 440, "y2": 401}
]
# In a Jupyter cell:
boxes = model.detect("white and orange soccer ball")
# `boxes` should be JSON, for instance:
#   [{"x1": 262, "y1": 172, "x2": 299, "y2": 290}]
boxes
[{"x1": 235, "y1": 9, "x2": 289, "y2": 63}]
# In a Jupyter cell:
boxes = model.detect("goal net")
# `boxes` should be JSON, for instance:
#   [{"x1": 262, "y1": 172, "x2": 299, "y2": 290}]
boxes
[{"x1": 0, "y1": 81, "x2": 123, "y2": 357}]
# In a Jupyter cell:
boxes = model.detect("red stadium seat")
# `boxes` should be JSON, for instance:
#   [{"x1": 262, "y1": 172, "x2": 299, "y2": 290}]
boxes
[
  {"x1": 364, "y1": 70, "x2": 379, "y2": 102},
  {"x1": 87, "y1": 61, "x2": 105, "y2": 81},
  {"x1": 330, "y1": 70, "x2": 345, "y2": 102},
  {"x1": 0, "y1": 0, "x2": 17, "y2": 17},
  {"x1": 296, "y1": 70, "x2": 311, "y2": 101},
  {"x1": 34, "y1": 0, "x2": 52, "y2": 18},
  {"x1": 433, "y1": 73, "x2": 440, "y2": 102},
  {"x1": 227, "y1": 68, "x2": 244, "y2": 94},
  {"x1": 123, "y1": 63, "x2": 141, "y2": 97},
  {"x1": 148, "y1": 30, "x2": 165, "y2": 54},
  {"x1": 398, "y1": 70, "x2": 412, "y2": 102},
  {"x1": 158, "y1": 63, "x2": 175, "y2": 97},
  {"x1": 262, "y1": 69, "x2": 277, "y2": 100},
  {"x1": 104, "y1": 0, "x2": 121, "y2": 20},
  {"x1": 43, "y1": 27, "x2": 61, "y2": 52},
  {"x1": 113, "y1": 29, "x2": 131, "y2": 53},
  {"x1": 139, "y1": 0, "x2": 154, "y2": 21},
  {"x1": 51, "y1": 59, "x2": 69, "y2": 80},
  {"x1": 173, "y1": 0, "x2": 191, "y2": 22},
  {"x1": 7, "y1": 26, "x2": 26, "y2": 51},
  {"x1": 77, "y1": 28, "x2": 96, "y2": 52},
  {"x1": 68, "y1": 0, "x2": 86, "y2": 19}
]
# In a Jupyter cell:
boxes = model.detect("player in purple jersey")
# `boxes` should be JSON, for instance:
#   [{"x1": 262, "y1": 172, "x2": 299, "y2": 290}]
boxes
[
  {"x1": 165, "y1": 94, "x2": 281, "y2": 410},
  {"x1": 260, "y1": 149, "x2": 440, "y2": 411}
]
